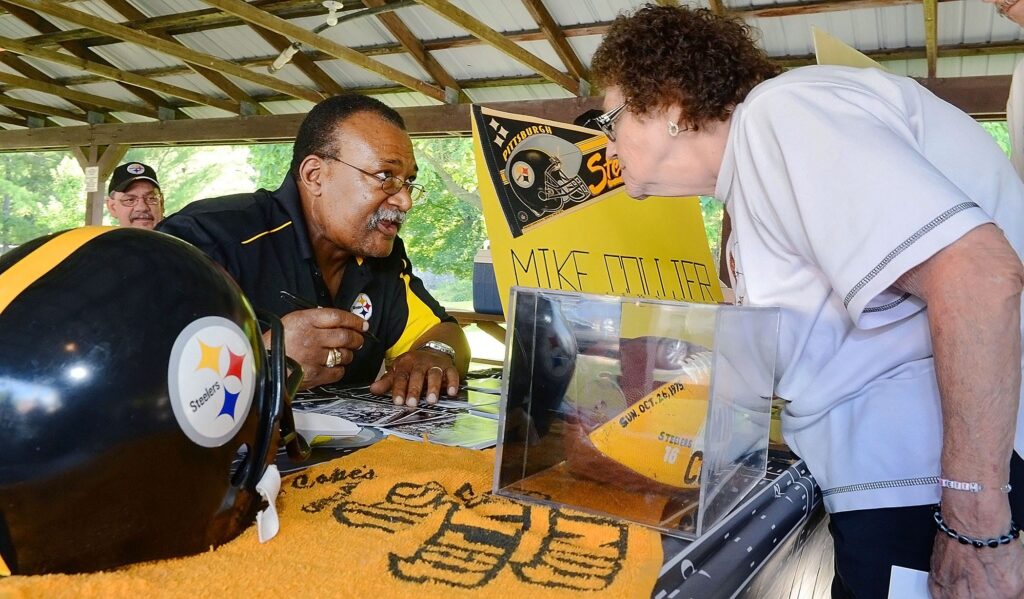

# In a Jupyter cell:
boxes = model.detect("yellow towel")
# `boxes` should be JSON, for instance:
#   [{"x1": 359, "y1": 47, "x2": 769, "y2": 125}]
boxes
[{"x1": 0, "y1": 437, "x2": 662, "y2": 599}]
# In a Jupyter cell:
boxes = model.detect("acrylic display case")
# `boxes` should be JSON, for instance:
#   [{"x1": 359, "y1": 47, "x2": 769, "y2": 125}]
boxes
[{"x1": 493, "y1": 287, "x2": 780, "y2": 539}]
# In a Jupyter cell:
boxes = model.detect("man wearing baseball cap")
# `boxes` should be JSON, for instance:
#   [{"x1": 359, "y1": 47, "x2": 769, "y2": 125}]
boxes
[{"x1": 106, "y1": 162, "x2": 164, "y2": 230}]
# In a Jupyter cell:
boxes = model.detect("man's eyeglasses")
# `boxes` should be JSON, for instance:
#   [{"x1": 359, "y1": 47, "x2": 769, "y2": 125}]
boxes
[
  {"x1": 115, "y1": 192, "x2": 162, "y2": 207},
  {"x1": 587, "y1": 102, "x2": 627, "y2": 142},
  {"x1": 319, "y1": 153, "x2": 425, "y2": 202}
]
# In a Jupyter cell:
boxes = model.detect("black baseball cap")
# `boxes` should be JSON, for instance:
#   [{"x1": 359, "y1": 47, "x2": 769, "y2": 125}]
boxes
[{"x1": 108, "y1": 162, "x2": 160, "y2": 194}]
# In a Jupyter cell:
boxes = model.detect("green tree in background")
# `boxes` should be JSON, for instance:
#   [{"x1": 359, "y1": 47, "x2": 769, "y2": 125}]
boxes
[
  {"x1": 401, "y1": 138, "x2": 486, "y2": 282},
  {"x1": 0, "y1": 152, "x2": 81, "y2": 251},
  {"x1": 981, "y1": 121, "x2": 1011, "y2": 157},
  {"x1": 122, "y1": 146, "x2": 248, "y2": 216},
  {"x1": 699, "y1": 196, "x2": 724, "y2": 266},
  {"x1": 248, "y1": 143, "x2": 292, "y2": 191}
]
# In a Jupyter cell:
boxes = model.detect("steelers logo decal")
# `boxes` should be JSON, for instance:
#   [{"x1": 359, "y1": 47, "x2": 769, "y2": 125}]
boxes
[
  {"x1": 168, "y1": 316, "x2": 256, "y2": 448},
  {"x1": 511, "y1": 161, "x2": 535, "y2": 188},
  {"x1": 351, "y1": 293, "x2": 373, "y2": 320},
  {"x1": 126, "y1": 163, "x2": 145, "y2": 175}
]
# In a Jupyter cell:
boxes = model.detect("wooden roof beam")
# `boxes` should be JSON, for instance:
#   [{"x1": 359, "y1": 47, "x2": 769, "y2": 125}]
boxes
[
  {"x1": 0, "y1": 54, "x2": 112, "y2": 122},
  {"x1": 0, "y1": 71, "x2": 158, "y2": 118},
  {"x1": 58, "y1": 22, "x2": 616, "y2": 86},
  {"x1": 363, "y1": 0, "x2": 461, "y2": 102},
  {"x1": 19, "y1": 1, "x2": 334, "y2": 48},
  {"x1": 100, "y1": 0, "x2": 267, "y2": 115},
  {"x1": 772, "y1": 38, "x2": 1024, "y2": 67},
  {"x1": 0, "y1": 94, "x2": 88, "y2": 122},
  {"x1": 0, "y1": 0, "x2": 174, "y2": 117},
  {"x1": 0, "y1": 34, "x2": 240, "y2": 114},
  {"x1": 202, "y1": 0, "x2": 447, "y2": 102},
  {"x1": 521, "y1": 0, "x2": 590, "y2": 87},
  {"x1": 0, "y1": 76, "x2": 1004, "y2": 150},
  {"x1": 413, "y1": 0, "x2": 581, "y2": 95},
  {"x1": 706, "y1": 0, "x2": 726, "y2": 15},
  {"x1": 251, "y1": 27, "x2": 346, "y2": 97},
  {"x1": 737, "y1": 0, "x2": 956, "y2": 18},
  {"x1": 924, "y1": 0, "x2": 938, "y2": 79},
  {"x1": 3, "y1": 0, "x2": 323, "y2": 104}
]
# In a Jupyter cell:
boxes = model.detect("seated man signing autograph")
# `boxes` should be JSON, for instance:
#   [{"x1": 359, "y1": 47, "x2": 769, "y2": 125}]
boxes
[{"x1": 159, "y1": 94, "x2": 469, "y2": 406}]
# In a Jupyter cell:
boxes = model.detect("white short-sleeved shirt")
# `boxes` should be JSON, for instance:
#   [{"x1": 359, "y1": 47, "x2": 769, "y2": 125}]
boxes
[{"x1": 715, "y1": 65, "x2": 1024, "y2": 513}]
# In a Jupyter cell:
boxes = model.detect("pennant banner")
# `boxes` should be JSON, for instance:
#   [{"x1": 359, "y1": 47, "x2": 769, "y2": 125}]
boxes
[{"x1": 471, "y1": 105, "x2": 722, "y2": 314}]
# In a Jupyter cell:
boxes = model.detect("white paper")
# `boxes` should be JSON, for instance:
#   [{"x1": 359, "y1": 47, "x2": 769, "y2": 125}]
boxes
[
  {"x1": 84, "y1": 166, "x2": 99, "y2": 193},
  {"x1": 255, "y1": 465, "x2": 281, "y2": 543},
  {"x1": 888, "y1": 566, "x2": 931, "y2": 599}
]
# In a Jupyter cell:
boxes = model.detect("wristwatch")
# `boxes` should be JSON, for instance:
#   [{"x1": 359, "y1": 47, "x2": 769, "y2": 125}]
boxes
[{"x1": 417, "y1": 340, "x2": 456, "y2": 362}]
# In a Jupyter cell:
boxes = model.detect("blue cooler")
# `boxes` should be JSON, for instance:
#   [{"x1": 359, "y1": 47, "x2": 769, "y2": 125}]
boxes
[{"x1": 472, "y1": 249, "x2": 503, "y2": 315}]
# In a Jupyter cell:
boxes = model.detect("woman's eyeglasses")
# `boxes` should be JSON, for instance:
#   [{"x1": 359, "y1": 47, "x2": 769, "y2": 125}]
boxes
[
  {"x1": 115, "y1": 192, "x2": 163, "y2": 207},
  {"x1": 587, "y1": 102, "x2": 627, "y2": 142},
  {"x1": 319, "y1": 153, "x2": 425, "y2": 202}
]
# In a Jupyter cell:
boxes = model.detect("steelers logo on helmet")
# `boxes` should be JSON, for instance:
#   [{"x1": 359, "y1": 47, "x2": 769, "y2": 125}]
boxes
[
  {"x1": 504, "y1": 133, "x2": 591, "y2": 219},
  {"x1": 126, "y1": 162, "x2": 145, "y2": 174},
  {"x1": 168, "y1": 316, "x2": 256, "y2": 448}
]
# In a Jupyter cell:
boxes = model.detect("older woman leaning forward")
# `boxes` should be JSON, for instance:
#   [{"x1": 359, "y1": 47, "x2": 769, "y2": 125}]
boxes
[{"x1": 589, "y1": 5, "x2": 1024, "y2": 599}]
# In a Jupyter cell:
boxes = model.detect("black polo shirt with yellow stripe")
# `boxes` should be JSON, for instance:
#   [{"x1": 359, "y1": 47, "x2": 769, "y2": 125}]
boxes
[{"x1": 157, "y1": 174, "x2": 454, "y2": 384}]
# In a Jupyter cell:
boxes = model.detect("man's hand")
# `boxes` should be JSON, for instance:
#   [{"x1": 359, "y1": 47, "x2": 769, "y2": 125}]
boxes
[
  {"x1": 264, "y1": 308, "x2": 368, "y2": 389},
  {"x1": 370, "y1": 349, "x2": 460, "y2": 407}
]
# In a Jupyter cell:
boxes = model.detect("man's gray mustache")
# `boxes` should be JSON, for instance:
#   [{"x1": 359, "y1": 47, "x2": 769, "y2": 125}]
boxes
[{"x1": 368, "y1": 208, "x2": 407, "y2": 229}]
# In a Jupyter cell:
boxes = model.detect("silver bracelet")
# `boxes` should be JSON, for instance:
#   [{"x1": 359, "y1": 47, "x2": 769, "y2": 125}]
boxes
[{"x1": 939, "y1": 477, "x2": 1012, "y2": 494}]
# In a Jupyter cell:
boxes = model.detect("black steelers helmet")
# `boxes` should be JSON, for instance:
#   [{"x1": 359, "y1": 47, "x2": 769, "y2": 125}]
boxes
[
  {"x1": 505, "y1": 134, "x2": 591, "y2": 218},
  {"x1": 0, "y1": 227, "x2": 308, "y2": 575}
]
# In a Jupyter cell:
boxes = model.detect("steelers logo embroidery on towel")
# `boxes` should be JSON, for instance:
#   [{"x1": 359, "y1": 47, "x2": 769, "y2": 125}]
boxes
[{"x1": 351, "y1": 293, "x2": 372, "y2": 320}]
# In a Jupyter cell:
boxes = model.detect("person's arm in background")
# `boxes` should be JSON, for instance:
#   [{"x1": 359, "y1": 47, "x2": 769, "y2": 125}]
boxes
[
  {"x1": 985, "y1": 0, "x2": 1024, "y2": 24},
  {"x1": 896, "y1": 223, "x2": 1024, "y2": 599}
]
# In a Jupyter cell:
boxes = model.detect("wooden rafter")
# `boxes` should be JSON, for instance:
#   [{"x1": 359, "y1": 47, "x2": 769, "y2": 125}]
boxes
[
  {"x1": 18, "y1": 0, "x2": 958, "y2": 54},
  {"x1": 20, "y1": 1, "x2": 328, "y2": 49},
  {"x1": 203, "y1": 0, "x2": 447, "y2": 102},
  {"x1": 0, "y1": 54, "x2": 107, "y2": 122},
  {"x1": 251, "y1": 27, "x2": 346, "y2": 96},
  {"x1": 0, "y1": 72, "x2": 158, "y2": 118},
  {"x1": 738, "y1": 0, "x2": 955, "y2": 18},
  {"x1": 0, "y1": 94, "x2": 88, "y2": 122},
  {"x1": 0, "y1": 0, "x2": 172, "y2": 117},
  {"x1": 3, "y1": 0, "x2": 323, "y2": 104},
  {"x1": 99, "y1": 0, "x2": 266, "y2": 113},
  {"x1": 520, "y1": 0, "x2": 589, "y2": 84},
  {"x1": 50, "y1": 22, "x2": 1024, "y2": 95},
  {"x1": 924, "y1": 0, "x2": 938, "y2": 79},
  {"x1": 654, "y1": 0, "x2": 680, "y2": 6},
  {"x1": 707, "y1": 0, "x2": 727, "y2": 15},
  {"x1": 59, "y1": 22, "x2": 616, "y2": 86},
  {"x1": 363, "y1": 0, "x2": 462, "y2": 101},
  {"x1": 0, "y1": 114, "x2": 28, "y2": 127},
  {"x1": 0, "y1": 75, "x2": 1006, "y2": 151},
  {"x1": 0, "y1": 35, "x2": 240, "y2": 114},
  {"x1": 413, "y1": 0, "x2": 580, "y2": 95}
]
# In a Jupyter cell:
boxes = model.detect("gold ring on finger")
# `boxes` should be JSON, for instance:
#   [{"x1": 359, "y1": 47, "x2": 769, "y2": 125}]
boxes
[{"x1": 325, "y1": 347, "x2": 342, "y2": 368}]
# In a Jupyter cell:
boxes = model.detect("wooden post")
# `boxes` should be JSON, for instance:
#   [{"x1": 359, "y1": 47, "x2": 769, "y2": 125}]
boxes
[{"x1": 71, "y1": 144, "x2": 127, "y2": 226}]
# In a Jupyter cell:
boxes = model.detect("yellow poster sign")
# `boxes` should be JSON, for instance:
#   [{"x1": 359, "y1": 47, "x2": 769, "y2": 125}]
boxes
[{"x1": 470, "y1": 106, "x2": 722, "y2": 314}]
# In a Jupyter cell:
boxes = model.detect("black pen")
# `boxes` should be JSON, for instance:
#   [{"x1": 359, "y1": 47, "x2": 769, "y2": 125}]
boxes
[{"x1": 279, "y1": 290, "x2": 380, "y2": 344}]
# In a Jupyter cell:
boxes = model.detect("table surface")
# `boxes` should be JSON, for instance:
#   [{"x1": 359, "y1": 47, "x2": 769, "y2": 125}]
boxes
[{"x1": 279, "y1": 441, "x2": 827, "y2": 599}]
